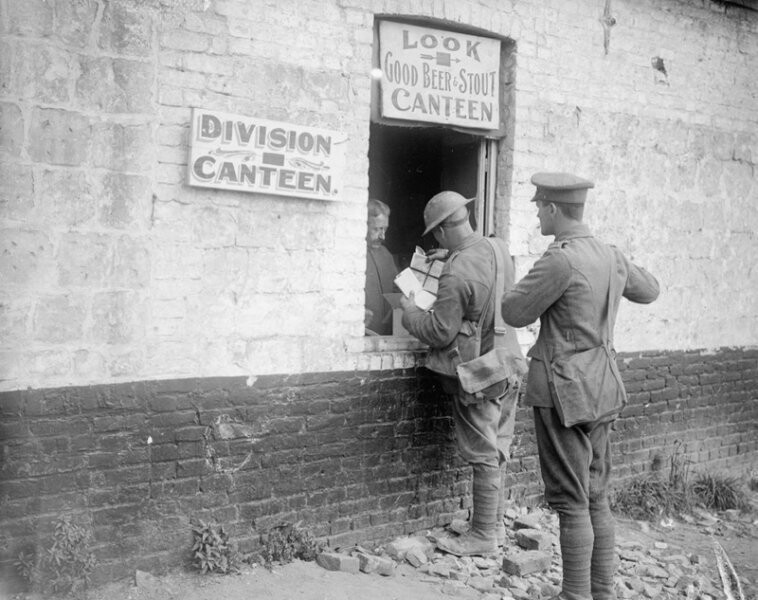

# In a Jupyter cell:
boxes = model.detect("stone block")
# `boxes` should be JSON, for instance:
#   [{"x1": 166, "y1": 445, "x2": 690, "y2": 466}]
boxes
[
  {"x1": 106, "y1": 349, "x2": 144, "y2": 377},
  {"x1": 99, "y1": 0, "x2": 154, "y2": 56},
  {"x1": 355, "y1": 551, "x2": 378, "y2": 573},
  {"x1": 92, "y1": 122, "x2": 154, "y2": 171},
  {"x1": 156, "y1": 84, "x2": 180, "y2": 112},
  {"x1": 472, "y1": 556, "x2": 499, "y2": 570},
  {"x1": 383, "y1": 536, "x2": 432, "y2": 561},
  {"x1": 512, "y1": 514, "x2": 541, "y2": 530},
  {"x1": 0, "y1": 299, "x2": 31, "y2": 346},
  {"x1": 28, "y1": 349, "x2": 72, "y2": 379},
  {"x1": 113, "y1": 235, "x2": 150, "y2": 289},
  {"x1": 10, "y1": 44, "x2": 71, "y2": 103},
  {"x1": 0, "y1": 229, "x2": 54, "y2": 285},
  {"x1": 54, "y1": 0, "x2": 99, "y2": 48},
  {"x1": 515, "y1": 528, "x2": 551, "y2": 550},
  {"x1": 28, "y1": 108, "x2": 91, "y2": 166},
  {"x1": 56, "y1": 233, "x2": 110, "y2": 286},
  {"x1": 201, "y1": 247, "x2": 251, "y2": 294},
  {"x1": 184, "y1": 53, "x2": 233, "y2": 75},
  {"x1": 468, "y1": 576, "x2": 494, "y2": 592},
  {"x1": 91, "y1": 290, "x2": 141, "y2": 344},
  {"x1": 32, "y1": 294, "x2": 87, "y2": 343},
  {"x1": 0, "y1": 41, "x2": 11, "y2": 95},
  {"x1": 5, "y1": 0, "x2": 53, "y2": 37},
  {"x1": 427, "y1": 563, "x2": 451, "y2": 578},
  {"x1": 98, "y1": 172, "x2": 152, "y2": 229},
  {"x1": 160, "y1": 30, "x2": 210, "y2": 52},
  {"x1": 0, "y1": 102, "x2": 24, "y2": 157},
  {"x1": 0, "y1": 161, "x2": 34, "y2": 220},
  {"x1": 405, "y1": 545, "x2": 428, "y2": 567},
  {"x1": 73, "y1": 349, "x2": 105, "y2": 380},
  {"x1": 374, "y1": 555, "x2": 395, "y2": 576},
  {"x1": 316, "y1": 551, "x2": 360, "y2": 573},
  {"x1": 501, "y1": 551, "x2": 552, "y2": 576},
  {"x1": 76, "y1": 57, "x2": 154, "y2": 113},
  {"x1": 34, "y1": 168, "x2": 95, "y2": 227},
  {"x1": 354, "y1": 551, "x2": 394, "y2": 575}
]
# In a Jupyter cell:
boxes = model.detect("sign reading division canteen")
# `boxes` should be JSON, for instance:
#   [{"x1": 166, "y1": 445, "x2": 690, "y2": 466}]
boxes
[
  {"x1": 187, "y1": 108, "x2": 347, "y2": 201},
  {"x1": 378, "y1": 21, "x2": 500, "y2": 129}
]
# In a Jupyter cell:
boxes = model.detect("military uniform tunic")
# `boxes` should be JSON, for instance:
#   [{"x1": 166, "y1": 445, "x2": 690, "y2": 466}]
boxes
[
  {"x1": 402, "y1": 232, "x2": 523, "y2": 467},
  {"x1": 501, "y1": 223, "x2": 660, "y2": 409}
]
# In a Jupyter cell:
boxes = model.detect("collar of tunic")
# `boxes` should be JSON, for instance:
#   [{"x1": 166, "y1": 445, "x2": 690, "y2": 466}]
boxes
[{"x1": 554, "y1": 222, "x2": 592, "y2": 243}]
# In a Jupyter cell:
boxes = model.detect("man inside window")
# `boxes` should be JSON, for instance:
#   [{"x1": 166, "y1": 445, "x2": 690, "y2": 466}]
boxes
[{"x1": 365, "y1": 198, "x2": 398, "y2": 335}]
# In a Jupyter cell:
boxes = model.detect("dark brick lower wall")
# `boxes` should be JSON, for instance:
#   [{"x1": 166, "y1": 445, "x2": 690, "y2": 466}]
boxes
[{"x1": 0, "y1": 347, "x2": 756, "y2": 590}]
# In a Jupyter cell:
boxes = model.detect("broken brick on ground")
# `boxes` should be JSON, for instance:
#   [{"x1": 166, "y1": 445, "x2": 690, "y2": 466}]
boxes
[{"x1": 311, "y1": 502, "x2": 756, "y2": 600}]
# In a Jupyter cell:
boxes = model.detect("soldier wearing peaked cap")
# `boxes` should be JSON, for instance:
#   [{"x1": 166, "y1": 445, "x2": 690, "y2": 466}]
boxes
[
  {"x1": 399, "y1": 190, "x2": 526, "y2": 557},
  {"x1": 501, "y1": 173, "x2": 660, "y2": 600}
]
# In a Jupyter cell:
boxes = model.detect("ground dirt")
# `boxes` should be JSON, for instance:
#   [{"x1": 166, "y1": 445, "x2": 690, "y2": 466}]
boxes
[{"x1": 63, "y1": 498, "x2": 758, "y2": 600}]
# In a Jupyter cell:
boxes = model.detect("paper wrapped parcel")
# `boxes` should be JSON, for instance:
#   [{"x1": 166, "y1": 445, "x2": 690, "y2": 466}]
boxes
[{"x1": 394, "y1": 268, "x2": 437, "y2": 310}]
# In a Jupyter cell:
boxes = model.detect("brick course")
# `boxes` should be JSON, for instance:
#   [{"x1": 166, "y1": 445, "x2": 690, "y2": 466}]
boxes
[{"x1": 0, "y1": 347, "x2": 756, "y2": 589}]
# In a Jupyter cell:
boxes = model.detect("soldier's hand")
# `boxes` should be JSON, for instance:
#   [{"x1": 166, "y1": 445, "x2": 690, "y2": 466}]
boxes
[
  {"x1": 425, "y1": 248, "x2": 449, "y2": 262},
  {"x1": 399, "y1": 292, "x2": 415, "y2": 311}
]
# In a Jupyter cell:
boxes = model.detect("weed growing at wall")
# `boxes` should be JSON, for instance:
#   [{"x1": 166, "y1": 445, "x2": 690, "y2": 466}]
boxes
[
  {"x1": 14, "y1": 516, "x2": 96, "y2": 597},
  {"x1": 612, "y1": 444, "x2": 693, "y2": 520},
  {"x1": 612, "y1": 445, "x2": 754, "y2": 519},
  {"x1": 611, "y1": 473, "x2": 691, "y2": 519},
  {"x1": 691, "y1": 473, "x2": 750, "y2": 512},
  {"x1": 14, "y1": 550, "x2": 35, "y2": 587},
  {"x1": 190, "y1": 520, "x2": 241, "y2": 575},
  {"x1": 260, "y1": 523, "x2": 324, "y2": 568}
]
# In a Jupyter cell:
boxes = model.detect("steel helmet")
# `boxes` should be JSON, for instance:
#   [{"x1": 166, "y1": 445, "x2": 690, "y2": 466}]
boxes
[{"x1": 422, "y1": 191, "x2": 472, "y2": 235}]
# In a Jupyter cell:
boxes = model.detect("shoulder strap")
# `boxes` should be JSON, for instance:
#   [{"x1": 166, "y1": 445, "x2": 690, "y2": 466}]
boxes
[
  {"x1": 485, "y1": 237, "x2": 507, "y2": 336},
  {"x1": 603, "y1": 248, "x2": 618, "y2": 345},
  {"x1": 468, "y1": 238, "x2": 504, "y2": 355}
]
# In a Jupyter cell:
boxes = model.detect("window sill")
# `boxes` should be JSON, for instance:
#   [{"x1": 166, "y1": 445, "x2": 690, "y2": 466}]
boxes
[
  {"x1": 345, "y1": 335, "x2": 429, "y2": 371},
  {"x1": 360, "y1": 335, "x2": 428, "y2": 352}
]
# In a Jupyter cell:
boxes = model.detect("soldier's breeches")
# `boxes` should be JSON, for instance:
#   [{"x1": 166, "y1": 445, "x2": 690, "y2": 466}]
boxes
[
  {"x1": 533, "y1": 407, "x2": 616, "y2": 600},
  {"x1": 451, "y1": 386, "x2": 518, "y2": 468}
]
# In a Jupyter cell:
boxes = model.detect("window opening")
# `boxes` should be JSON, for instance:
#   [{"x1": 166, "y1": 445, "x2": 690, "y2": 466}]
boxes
[
  {"x1": 365, "y1": 123, "x2": 494, "y2": 336},
  {"x1": 365, "y1": 18, "x2": 508, "y2": 338}
]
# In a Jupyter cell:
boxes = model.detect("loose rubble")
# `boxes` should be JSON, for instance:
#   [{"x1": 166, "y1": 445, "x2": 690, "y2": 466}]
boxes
[{"x1": 314, "y1": 503, "x2": 757, "y2": 599}]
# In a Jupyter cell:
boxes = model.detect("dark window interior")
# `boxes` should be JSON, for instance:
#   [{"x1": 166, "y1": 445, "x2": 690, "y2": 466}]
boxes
[{"x1": 368, "y1": 123, "x2": 480, "y2": 270}]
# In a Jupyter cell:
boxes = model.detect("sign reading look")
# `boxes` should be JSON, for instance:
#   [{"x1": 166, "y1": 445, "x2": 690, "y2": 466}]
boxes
[
  {"x1": 187, "y1": 108, "x2": 347, "y2": 201},
  {"x1": 378, "y1": 21, "x2": 501, "y2": 129}
]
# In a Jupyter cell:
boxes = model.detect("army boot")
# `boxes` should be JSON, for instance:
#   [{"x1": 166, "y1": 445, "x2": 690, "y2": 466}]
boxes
[{"x1": 436, "y1": 465, "x2": 500, "y2": 557}]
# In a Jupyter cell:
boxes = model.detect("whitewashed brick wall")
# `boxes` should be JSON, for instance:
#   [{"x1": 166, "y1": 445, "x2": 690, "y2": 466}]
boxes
[{"x1": 0, "y1": 0, "x2": 756, "y2": 391}]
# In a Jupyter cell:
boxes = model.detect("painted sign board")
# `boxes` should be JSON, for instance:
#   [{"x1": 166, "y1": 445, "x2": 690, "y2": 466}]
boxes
[
  {"x1": 187, "y1": 108, "x2": 347, "y2": 201},
  {"x1": 378, "y1": 21, "x2": 500, "y2": 129}
]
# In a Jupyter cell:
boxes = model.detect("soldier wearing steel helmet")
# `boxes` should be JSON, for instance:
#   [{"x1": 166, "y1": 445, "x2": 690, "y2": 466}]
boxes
[
  {"x1": 501, "y1": 172, "x2": 660, "y2": 600},
  {"x1": 399, "y1": 190, "x2": 525, "y2": 557}
]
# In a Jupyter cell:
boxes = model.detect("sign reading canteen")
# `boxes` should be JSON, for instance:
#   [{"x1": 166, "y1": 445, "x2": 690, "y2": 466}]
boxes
[
  {"x1": 188, "y1": 108, "x2": 347, "y2": 201},
  {"x1": 378, "y1": 21, "x2": 500, "y2": 129}
]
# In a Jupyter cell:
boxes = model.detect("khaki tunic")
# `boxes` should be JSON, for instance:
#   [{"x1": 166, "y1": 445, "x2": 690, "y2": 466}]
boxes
[
  {"x1": 401, "y1": 232, "x2": 519, "y2": 355},
  {"x1": 501, "y1": 223, "x2": 660, "y2": 408},
  {"x1": 402, "y1": 232, "x2": 523, "y2": 467}
]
